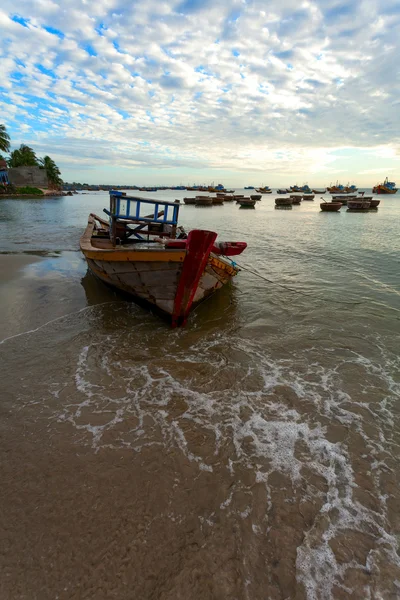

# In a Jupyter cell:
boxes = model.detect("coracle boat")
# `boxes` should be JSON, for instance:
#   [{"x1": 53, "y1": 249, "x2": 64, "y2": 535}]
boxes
[
  {"x1": 372, "y1": 177, "x2": 397, "y2": 194},
  {"x1": 212, "y1": 196, "x2": 224, "y2": 204},
  {"x1": 238, "y1": 197, "x2": 256, "y2": 208},
  {"x1": 277, "y1": 189, "x2": 288, "y2": 194},
  {"x1": 80, "y1": 192, "x2": 247, "y2": 327},
  {"x1": 250, "y1": 194, "x2": 262, "y2": 201},
  {"x1": 195, "y1": 196, "x2": 213, "y2": 206},
  {"x1": 223, "y1": 195, "x2": 235, "y2": 201},
  {"x1": 302, "y1": 194, "x2": 315, "y2": 200},
  {"x1": 369, "y1": 199, "x2": 380, "y2": 208},
  {"x1": 320, "y1": 201, "x2": 342, "y2": 212},
  {"x1": 313, "y1": 189, "x2": 326, "y2": 194},
  {"x1": 275, "y1": 197, "x2": 292, "y2": 206},
  {"x1": 183, "y1": 197, "x2": 197, "y2": 204},
  {"x1": 290, "y1": 195, "x2": 302, "y2": 204},
  {"x1": 347, "y1": 199, "x2": 371, "y2": 211}
]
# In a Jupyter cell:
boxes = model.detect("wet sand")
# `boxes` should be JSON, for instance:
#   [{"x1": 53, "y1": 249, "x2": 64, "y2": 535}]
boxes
[{"x1": 0, "y1": 253, "x2": 43, "y2": 284}]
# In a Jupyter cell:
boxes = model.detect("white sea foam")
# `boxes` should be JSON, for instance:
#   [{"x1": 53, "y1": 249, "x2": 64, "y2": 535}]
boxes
[{"x1": 42, "y1": 324, "x2": 400, "y2": 599}]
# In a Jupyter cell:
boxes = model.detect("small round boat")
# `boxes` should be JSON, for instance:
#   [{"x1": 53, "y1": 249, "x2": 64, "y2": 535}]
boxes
[
  {"x1": 250, "y1": 194, "x2": 262, "y2": 200},
  {"x1": 369, "y1": 199, "x2": 380, "y2": 208},
  {"x1": 347, "y1": 200, "x2": 371, "y2": 211},
  {"x1": 275, "y1": 197, "x2": 292, "y2": 206},
  {"x1": 238, "y1": 197, "x2": 256, "y2": 208},
  {"x1": 320, "y1": 202, "x2": 342, "y2": 212},
  {"x1": 302, "y1": 194, "x2": 315, "y2": 200}
]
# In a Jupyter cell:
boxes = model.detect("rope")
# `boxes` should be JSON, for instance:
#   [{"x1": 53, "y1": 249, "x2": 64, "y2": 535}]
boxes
[{"x1": 232, "y1": 261, "x2": 363, "y2": 306}]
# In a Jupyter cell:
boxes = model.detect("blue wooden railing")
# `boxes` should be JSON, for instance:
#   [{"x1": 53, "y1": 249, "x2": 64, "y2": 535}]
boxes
[{"x1": 109, "y1": 190, "x2": 180, "y2": 225}]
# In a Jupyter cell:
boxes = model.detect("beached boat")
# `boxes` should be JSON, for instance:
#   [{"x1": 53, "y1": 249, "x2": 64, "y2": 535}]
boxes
[
  {"x1": 275, "y1": 197, "x2": 292, "y2": 206},
  {"x1": 372, "y1": 177, "x2": 397, "y2": 194},
  {"x1": 238, "y1": 197, "x2": 256, "y2": 208},
  {"x1": 183, "y1": 197, "x2": 197, "y2": 204},
  {"x1": 347, "y1": 199, "x2": 371, "y2": 211},
  {"x1": 195, "y1": 196, "x2": 213, "y2": 206},
  {"x1": 320, "y1": 201, "x2": 342, "y2": 212},
  {"x1": 80, "y1": 192, "x2": 246, "y2": 327}
]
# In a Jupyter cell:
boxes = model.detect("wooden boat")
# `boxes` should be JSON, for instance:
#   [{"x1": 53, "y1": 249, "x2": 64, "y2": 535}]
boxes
[
  {"x1": 183, "y1": 197, "x2": 197, "y2": 204},
  {"x1": 212, "y1": 196, "x2": 224, "y2": 204},
  {"x1": 302, "y1": 194, "x2": 315, "y2": 200},
  {"x1": 369, "y1": 199, "x2": 380, "y2": 208},
  {"x1": 223, "y1": 195, "x2": 235, "y2": 201},
  {"x1": 256, "y1": 187, "x2": 272, "y2": 194},
  {"x1": 275, "y1": 197, "x2": 292, "y2": 206},
  {"x1": 277, "y1": 189, "x2": 287, "y2": 194},
  {"x1": 250, "y1": 194, "x2": 262, "y2": 200},
  {"x1": 372, "y1": 177, "x2": 397, "y2": 194},
  {"x1": 347, "y1": 199, "x2": 371, "y2": 211},
  {"x1": 290, "y1": 196, "x2": 302, "y2": 204},
  {"x1": 238, "y1": 197, "x2": 256, "y2": 208},
  {"x1": 313, "y1": 189, "x2": 326, "y2": 194},
  {"x1": 195, "y1": 196, "x2": 213, "y2": 206},
  {"x1": 320, "y1": 202, "x2": 342, "y2": 211},
  {"x1": 80, "y1": 192, "x2": 247, "y2": 327}
]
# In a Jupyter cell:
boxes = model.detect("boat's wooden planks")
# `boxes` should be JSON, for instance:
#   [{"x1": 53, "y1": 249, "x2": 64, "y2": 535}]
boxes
[{"x1": 92, "y1": 260, "x2": 181, "y2": 274}]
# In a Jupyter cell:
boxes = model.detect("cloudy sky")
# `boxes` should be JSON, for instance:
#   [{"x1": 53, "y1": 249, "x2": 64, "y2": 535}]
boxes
[{"x1": 1, "y1": 0, "x2": 399, "y2": 186}]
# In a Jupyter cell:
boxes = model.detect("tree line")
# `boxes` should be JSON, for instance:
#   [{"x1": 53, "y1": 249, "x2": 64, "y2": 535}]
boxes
[{"x1": 0, "y1": 124, "x2": 62, "y2": 188}]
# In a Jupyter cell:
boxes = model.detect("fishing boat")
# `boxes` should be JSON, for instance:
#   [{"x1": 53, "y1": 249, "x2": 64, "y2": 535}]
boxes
[
  {"x1": 275, "y1": 197, "x2": 292, "y2": 206},
  {"x1": 80, "y1": 192, "x2": 247, "y2": 327},
  {"x1": 320, "y1": 201, "x2": 342, "y2": 212},
  {"x1": 238, "y1": 197, "x2": 256, "y2": 208},
  {"x1": 244, "y1": 186, "x2": 255, "y2": 189},
  {"x1": 347, "y1": 199, "x2": 371, "y2": 211},
  {"x1": 195, "y1": 196, "x2": 213, "y2": 206},
  {"x1": 327, "y1": 183, "x2": 346, "y2": 194},
  {"x1": 256, "y1": 187, "x2": 272, "y2": 194},
  {"x1": 372, "y1": 177, "x2": 397, "y2": 194},
  {"x1": 183, "y1": 197, "x2": 197, "y2": 204},
  {"x1": 250, "y1": 194, "x2": 262, "y2": 201}
]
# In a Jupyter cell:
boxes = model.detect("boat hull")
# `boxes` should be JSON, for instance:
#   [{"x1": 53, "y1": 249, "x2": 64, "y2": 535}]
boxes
[
  {"x1": 320, "y1": 202, "x2": 341, "y2": 211},
  {"x1": 80, "y1": 216, "x2": 239, "y2": 326}
]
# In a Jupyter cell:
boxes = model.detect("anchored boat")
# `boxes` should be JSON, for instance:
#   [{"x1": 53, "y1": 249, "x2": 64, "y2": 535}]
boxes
[
  {"x1": 372, "y1": 177, "x2": 397, "y2": 194},
  {"x1": 80, "y1": 192, "x2": 247, "y2": 327}
]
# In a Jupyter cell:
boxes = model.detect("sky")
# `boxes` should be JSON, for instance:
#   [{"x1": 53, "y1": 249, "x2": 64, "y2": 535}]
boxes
[{"x1": 0, "y1": 0, "x2": 399, "y2": 186}]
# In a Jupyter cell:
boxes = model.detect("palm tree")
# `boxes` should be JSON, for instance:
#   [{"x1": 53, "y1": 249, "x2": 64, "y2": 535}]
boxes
[
  {"x1": 39, "y1": 155, "x2": 63, "y2": 188},
  {"x1": 8, "y1": 144, "x2": 39, "y2": 167},
  {"x1": 0, "y1": 124, "x2": 10, "y2": 154}
]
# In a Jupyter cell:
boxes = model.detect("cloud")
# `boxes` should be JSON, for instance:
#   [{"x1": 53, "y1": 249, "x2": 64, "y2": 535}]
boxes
[{"x1": 0, "y1": 0, "x2": 399, "y2": 184}]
